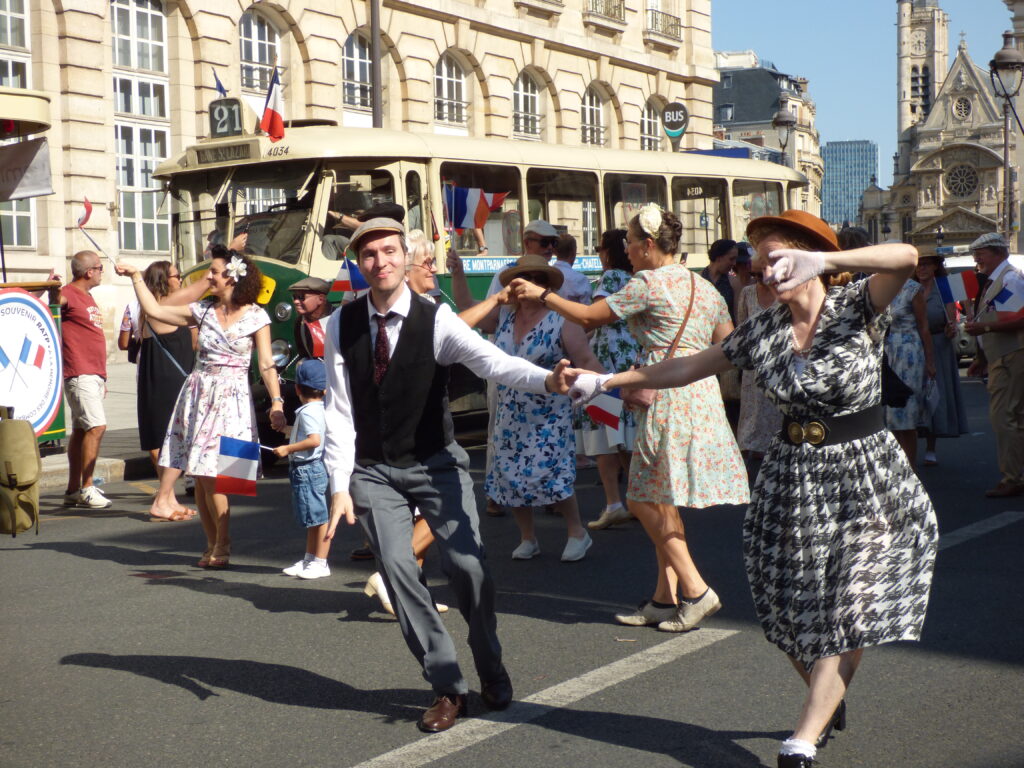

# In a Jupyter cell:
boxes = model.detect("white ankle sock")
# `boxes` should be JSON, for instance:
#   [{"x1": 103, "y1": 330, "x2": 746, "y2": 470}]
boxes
[
  {"x1": 312, "y1": 556, "x2": 327, "y2": 565},
  {"x1": 606, "y1": 502, "x2": 622, "y2": 510},
  {"x1": 779, "y1": 738, "x2": 816, "y2": 758},
  {"x1": 303, "y1": 553, "x2": 315, "y2": 562}
]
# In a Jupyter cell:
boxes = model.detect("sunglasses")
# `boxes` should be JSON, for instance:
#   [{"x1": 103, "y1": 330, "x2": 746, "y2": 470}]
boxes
[
  {"x1": 527, "y1": 236, "x2": 558, "y2": 248},
  {"x1": 89, "y1": 264, "x2": 104, "y2": 273},
  {"x1": 519, "y1": 272, "x2": 549, "y2": 286},
  {"x1": 291, "y1": 291, "x2": 321, "y2": 300}
]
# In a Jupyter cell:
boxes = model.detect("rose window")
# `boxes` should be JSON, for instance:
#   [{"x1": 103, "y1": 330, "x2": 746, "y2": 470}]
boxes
[{"x1": 945, "y1": 164, "x2": 978, "y2": 198}]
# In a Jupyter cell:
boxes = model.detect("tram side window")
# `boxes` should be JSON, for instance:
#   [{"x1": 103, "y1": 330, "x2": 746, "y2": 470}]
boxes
[
  {"x1": 440, "y1": 162, "x2": 521, "y2": 258},
  {"x1": 322, "y1": 169, "x2": 396, "y2": 260},
  {"x1": 406, "y1": 171, "x2": 424, "y2": 235},
  {"x1": 525, "y1": 169, "x2": 600, "y2": 256},
  {"x1": 732, "y1": 180, "x2": 782, "y2": 243},
  {"x1": 672, "y1": 177, "x2": 727, "y2": 265},
  {"x1": 229, "y1": 161, "x2": 317, "y2": 265},
  {"x1": 604, "y1": 173, "x2": 668, "y2": 233}
]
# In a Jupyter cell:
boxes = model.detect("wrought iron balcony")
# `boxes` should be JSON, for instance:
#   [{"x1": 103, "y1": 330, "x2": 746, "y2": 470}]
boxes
[
  {"x1": 645, "y1": 9, "x2": 681, "y2": 40},
  {"x1": 585, "y1": 0, "x2": 625, "y2": 23}
]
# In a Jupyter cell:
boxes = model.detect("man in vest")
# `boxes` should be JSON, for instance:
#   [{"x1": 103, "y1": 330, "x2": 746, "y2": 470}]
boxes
[
  {"x1": 287, "y1": 276, "x2": 333, "y2": 360},
  {"x1": 323, "y1": 217, "x2": 572, "y2": 733},
  {"x1": 965, "y1": 233, "x2": 1024, "y2": 497}
]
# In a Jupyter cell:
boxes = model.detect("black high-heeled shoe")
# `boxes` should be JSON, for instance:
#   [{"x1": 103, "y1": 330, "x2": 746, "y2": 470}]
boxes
[
  {"x1": 815, "y1": 698, "x2": 847, "y2": 748},
  {"x1": 777, "y1": 754, "x2": 814, "y2": 768}
]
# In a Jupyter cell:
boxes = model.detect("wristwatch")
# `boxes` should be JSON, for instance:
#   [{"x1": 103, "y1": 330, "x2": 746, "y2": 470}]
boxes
[
  {"x1": 539, "y1": 288, "x2": 553, "y2": 305},
  {"x1": 271, "y1": 397, "x2": 284, "y2": 404}
]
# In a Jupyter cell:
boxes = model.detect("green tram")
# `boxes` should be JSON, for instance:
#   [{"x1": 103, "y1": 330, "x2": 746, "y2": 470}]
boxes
[{"x1": 154, "y1": 120, "x2": 806, "y2": 445}]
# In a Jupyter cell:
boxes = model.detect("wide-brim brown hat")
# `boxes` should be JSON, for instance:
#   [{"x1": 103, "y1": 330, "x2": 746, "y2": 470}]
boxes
[
  {"x1": 746, "y1": 209, "x2": 840, "y2": 252},
  {"x1": 498, "y1": 253, "x2": 564, "y2": 290}
]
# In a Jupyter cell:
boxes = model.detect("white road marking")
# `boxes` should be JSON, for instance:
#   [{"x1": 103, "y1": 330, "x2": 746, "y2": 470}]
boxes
[
  {"x1": 939, "y1": 510, "x2": 1024, "y2": 551},
  {"x1": 352, "y1": 628, "x2": 738, "y2": 768}
]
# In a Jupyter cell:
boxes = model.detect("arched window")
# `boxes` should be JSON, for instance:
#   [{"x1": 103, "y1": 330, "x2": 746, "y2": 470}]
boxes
[
  {"x1": 342, "y1": 32, "x2": 372, "y2": 110},
  {"x1": 111, "y1": 0, "x2": 170, "y2": 252},
  {"x1": 581, "y1": 87, "x2": 605, "y2": 146},
  {"x1": 513, "y1": 71, "x2": 541, "y2": 138},
  {"x1": 240, "y1": 10, "x2": 278, "y2": 92},
  {"x1": 641, "y1": 100, "x2": 662, "y2": 151},
  {"x1": 434, "y1": 54, "x2": 466, "y2": 127}
]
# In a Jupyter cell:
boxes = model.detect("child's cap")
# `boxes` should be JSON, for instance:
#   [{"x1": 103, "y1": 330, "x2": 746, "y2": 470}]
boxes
[{"x1": 296, "y1": 358, "x2": 327, "y2": 391}]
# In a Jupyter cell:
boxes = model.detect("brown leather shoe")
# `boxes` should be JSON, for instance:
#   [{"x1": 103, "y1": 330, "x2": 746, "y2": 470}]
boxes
[
  {"x1": 480, "y1": 667, "x2": 513, "y2": 711},
  {"x1": 417, "y1": 694, "x2": 466, "y2": 733},
  {"x1": 984, "y1": 481, "x2": 1024, "y2": 498}
]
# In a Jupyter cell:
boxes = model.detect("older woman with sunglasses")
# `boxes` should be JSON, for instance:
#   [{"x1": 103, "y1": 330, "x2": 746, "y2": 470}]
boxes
[
  {"x1": 510, "y1": 205, "x2": 747, "y2": 632},
  {"x1": 459, "y1": 253, "x2": 603, "y2": 562}
]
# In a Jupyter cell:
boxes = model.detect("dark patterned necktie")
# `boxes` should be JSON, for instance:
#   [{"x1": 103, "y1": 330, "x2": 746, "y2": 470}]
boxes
[{"x1": 373, "y1": 312, "x2": 394, "y2": 384}]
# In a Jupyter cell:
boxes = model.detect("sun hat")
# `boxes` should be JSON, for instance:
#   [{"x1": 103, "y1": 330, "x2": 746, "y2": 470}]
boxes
[
  {"x1": 296, "y1": 358, "x2": 327, "y2": 391},
  {"x1": 746, "y1": 210, "x2": 840, "y2": 252},
  {"x1": 498, "y1": 252, "x2": 565, "y2": 290},
  {"x1": 349, "y1": 217, "x2": 405, "y2": 253}
]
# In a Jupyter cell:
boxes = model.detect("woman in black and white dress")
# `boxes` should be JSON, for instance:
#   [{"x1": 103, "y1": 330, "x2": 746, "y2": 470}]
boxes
[{"x1": 568, "y1": 210, "x2": 938, "y2": 768}]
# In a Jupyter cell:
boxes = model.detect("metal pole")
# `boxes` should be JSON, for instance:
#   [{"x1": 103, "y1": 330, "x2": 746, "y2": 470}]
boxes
[
  {"x1": 370, "y1": 0, "x2": 383, "y2": 129},
  {"x1": 1005, "y1": 99, "x2": 1013, "y2": 242}
]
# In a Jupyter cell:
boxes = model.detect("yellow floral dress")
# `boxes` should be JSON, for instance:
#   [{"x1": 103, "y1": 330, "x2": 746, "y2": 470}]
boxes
[{"x1": 605, "y1": 264, "x2": 748, "y2": 507}]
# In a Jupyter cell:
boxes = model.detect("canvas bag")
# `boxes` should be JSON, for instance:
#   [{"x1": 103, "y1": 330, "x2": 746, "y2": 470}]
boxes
[{"x1": 0, "y1": 407, "x2": 41, "y2": 536}]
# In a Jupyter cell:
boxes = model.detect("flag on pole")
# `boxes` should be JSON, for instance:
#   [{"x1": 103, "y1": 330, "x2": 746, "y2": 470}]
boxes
[
  {"x1": 77, "y1": 198, "x2": 92, "y2": 228},
  {"x1": 18, "y1": 337, "x2": 45, "y2": 369},
  {"x1": 584, "y1": 388, "x2": 623, "y2": 430},
  {"x1": 935, "y1": 271, "x2": 980, "y2": 305},
  {"x1": 993, "y1": 284, "x2": 1024, "y2": 321},
  {"x1": 0, "y1": 343, "x2": 10, "y2": 369},
  {"x1": 443, "y1": 185, "x2": 509, "y2": 231},
  {"x1": 330, "y1": 259, "x2": 369, "y2": 295},
  {"x1": 260, "y1": 67, "x2": 285, "y2": 143},
  {"x1": 212, "y1": 67, "x2": 228, "y2": 98},
  {"x1": 215, "y1": 436, "x2": 260, "y2": 496}
]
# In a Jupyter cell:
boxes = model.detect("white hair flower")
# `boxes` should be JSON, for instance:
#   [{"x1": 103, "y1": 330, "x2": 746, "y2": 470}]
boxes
[
  {"x1": 638, "y1": 204, "x2": 663, "y2": 239},
  {"x1": 225, "y1": 254, "x2": 248, "y2": 281}
]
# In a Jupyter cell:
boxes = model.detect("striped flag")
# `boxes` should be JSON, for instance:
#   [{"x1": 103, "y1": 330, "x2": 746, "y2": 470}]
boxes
[
  {"x1": 212, "y1": 67, "x2": 228, "y2": 98},
  {"x1": 0, "y1": 343, "x2": 10, "y2": 369},
  {"x1": 19, "y1": 337, "x2": 45, "y2": 368},
  {"x1": 77, "y1": 198, "x2": 92, "y2": 228},
  {"x1": 584, "y1": 388, "x2": 623, "y2": 430},
  {"x1": 260, "y1": 66, "x2": 285, "y2": 142},
  {"x1": 215, "y1": 436, "x2": 260, "y2": 496},
  {"x1": 330, "y1": 259, "x2": 369, "y2": 295},
  {"x1": 993, "y1": 284, "x2": 1024, "y2": 321},
  {"x1": 935, "y1": 271, "x2": 980, "y2": 305},
  {"x1": 443, "y1": 185, "x2": 509, "y2": 231}
]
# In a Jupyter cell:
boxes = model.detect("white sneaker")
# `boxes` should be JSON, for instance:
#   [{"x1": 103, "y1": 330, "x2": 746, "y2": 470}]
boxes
[
  {"x1": 587, "y1": 504, "x2": 632, "y2": 530},
  {"x1": 282, "y1": 558, "x2": 309, "y2": 576},
  {"x1": 614, "y1": 600, "x2": 678, "y2": 627},
  {"x1": 297, "y1": 560, "x2": 331, "y2": 580},
  {"x1": 561, "y1": 532, "x2": 592, "y2": 562},
  {"x1": 77, "y1": 486, "x2": 112, "y2": 509},
  {"x1": 511, "y1": 539, "x2": 541, "y2": 560}
]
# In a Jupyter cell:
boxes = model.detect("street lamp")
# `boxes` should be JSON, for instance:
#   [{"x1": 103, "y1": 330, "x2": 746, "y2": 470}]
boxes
[
  {"x1": 881, "y1": 213, "x2": 892, "y2": 242},
  {"x1": 772, "y1": 97, "x2": 796, "y2": 169},
  {"x1": 935, "y1": 224, "x2": 944, "y2": 250},
  {"x1": 990, "y1": 30, "x2": 1024, "y2": 243}
]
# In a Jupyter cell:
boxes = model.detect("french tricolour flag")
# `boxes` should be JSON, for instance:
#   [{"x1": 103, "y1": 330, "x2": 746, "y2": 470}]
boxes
[
  {"x1": 19, "y1": 337, "x2": 45, "y2": 368},
  {"x1": 330, "y1": 259, "x2": 369, "y2": 295},
  {"x1": 215, "y1": 436, "x2": 260, "y2": 496},
  {"x1": 444, "y1": 185, "x2": 509, "y2": 231},
  {"x1": 77, "y1": 198, "x2": 92, "y2": 228},
  {"x1": 584, "y1": 388, "x2": 623, "y2": 430},
  {"x1": 935, "y1": 271, "x2": 980, "y2": 305},
  {"x1": 993, "y1": 284, "x2": 1024, "y2": 321},
  {"x1": 260, "y1": 66, "x2": 285, "y2": 143}
]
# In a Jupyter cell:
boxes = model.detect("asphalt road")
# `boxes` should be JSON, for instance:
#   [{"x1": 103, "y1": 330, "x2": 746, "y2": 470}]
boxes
[{"x1": 3, "y1": 377, "x2": 1023, "y2": 768}]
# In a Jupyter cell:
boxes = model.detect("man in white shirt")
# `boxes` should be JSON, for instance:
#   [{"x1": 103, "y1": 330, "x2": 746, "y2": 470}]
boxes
[
  {"x1": 323, "y1": 218, "x2": 572, "y2": 733},
  {"x1": 553, "y1": 233, "x2": 593, "y2": 305},
  {"x1": 964, "y1": 232, "x2": 1024, "y2": 497}
]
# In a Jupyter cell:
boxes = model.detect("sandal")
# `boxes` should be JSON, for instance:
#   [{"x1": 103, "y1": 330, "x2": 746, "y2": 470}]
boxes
[
  {"x1": 206, "y1": 543, "x2": 231, "y2": 569},
  {"x1": 196, "y1": 547, "x2": 214, "y2": 568}
]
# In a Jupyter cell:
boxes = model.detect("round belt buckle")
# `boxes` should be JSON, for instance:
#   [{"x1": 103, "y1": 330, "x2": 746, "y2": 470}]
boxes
[
  {"x1": 787, "y1": 421, "x2": 805, "y2": 444},
  {"x1": 804, "y1": 421, "x2": 826, "y2": 445}
]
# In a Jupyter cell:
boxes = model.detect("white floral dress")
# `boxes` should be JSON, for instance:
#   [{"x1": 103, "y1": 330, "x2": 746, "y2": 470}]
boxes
[
  {"x1": 159, "y1": 299, "x2": 270, "y2": 477},
  {"x1": 485, "y1": 307, "x2": 575, "y2": 506},
  {"x1": 576, "y1": 268, "x2": 642, "y2": 454}
]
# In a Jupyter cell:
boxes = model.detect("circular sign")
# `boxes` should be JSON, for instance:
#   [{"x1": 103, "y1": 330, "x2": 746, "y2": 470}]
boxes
[
  {"x1": 663, "y1": 102, "x2": 689, "y2": 139},
  {"x1": 0, "y1": 288, "x2": 63, "y2": 435}
]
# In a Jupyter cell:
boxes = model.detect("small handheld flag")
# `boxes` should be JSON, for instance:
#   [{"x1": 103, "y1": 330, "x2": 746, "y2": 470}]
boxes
[
  {"x1": 260, "y1": 67, "x2": 285, "y2": 142},
  {"x1": 935, "y1": 271, "x2": 980, "y2": 306},
  {"x1": 584, "y1": 388, "x2": 623, "y2": 430},
  {"x1": 330, "y1": 259, "x2": 369, "y2": 296},
  {"x1": 443, "y1": 184, "x2": 509, "y2": 231},
  {"x1": 212, "y1": 67, "x2": 228, "y2": 98},
  {"x1": 216, "y1": 436, "x2": 260, "y2": 496},
  {"x1": 993, "y1": 284, "x2": 1024, "y2": 322},
  {"x1": 18, "y1": 337, "x2": 45, "y2": 369},
  {"x1": 77, "y1": 198, "x2": 92, "y2": 228}
]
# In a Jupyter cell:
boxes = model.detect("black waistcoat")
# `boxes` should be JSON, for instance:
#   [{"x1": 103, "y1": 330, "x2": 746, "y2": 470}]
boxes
[{"x1": 339, "y1": 293, "x2": 453, "y2": 466}]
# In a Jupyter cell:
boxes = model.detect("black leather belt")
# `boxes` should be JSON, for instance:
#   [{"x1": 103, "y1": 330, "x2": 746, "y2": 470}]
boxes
[{"x1": 780, "y1": 405, "x2": 884, "y2": 447}]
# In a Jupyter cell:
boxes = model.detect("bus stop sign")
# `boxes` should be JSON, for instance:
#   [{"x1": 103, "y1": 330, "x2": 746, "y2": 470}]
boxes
[{"x1": 663, "y1": 102, "x2": 689, "y2": 151}]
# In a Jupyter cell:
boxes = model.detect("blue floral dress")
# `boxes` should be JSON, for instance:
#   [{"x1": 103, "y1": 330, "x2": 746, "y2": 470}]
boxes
[
  {"x1": 486, "y1": 306, "x2": 575, "y2": 506},
  {"x1": 884, "y1": 280, "x2": 925, "y2": 431}
]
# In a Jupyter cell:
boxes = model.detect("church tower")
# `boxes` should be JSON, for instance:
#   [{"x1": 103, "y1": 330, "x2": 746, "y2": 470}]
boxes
[{"x1": 896, "y1": 0, "x2": 949, "y2": 177}]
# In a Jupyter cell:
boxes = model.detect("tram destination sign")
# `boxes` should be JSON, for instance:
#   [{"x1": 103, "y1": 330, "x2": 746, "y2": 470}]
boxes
[
  {"x1": 196, "y1": 143, "x2": 252, "y2": 165},
  {"x1": 663, "y1": 101, "x2": 689, "y2": 152}
]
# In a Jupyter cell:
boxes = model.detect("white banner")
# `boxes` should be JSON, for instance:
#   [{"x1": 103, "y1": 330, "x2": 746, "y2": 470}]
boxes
[{"x1": 0, "y1": 137, "x2": 54, "y2": 202}]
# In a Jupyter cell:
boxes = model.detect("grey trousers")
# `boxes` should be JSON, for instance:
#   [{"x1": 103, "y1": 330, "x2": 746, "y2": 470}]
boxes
[{"x1": 350, "y1": 442, "x2": 503, "y2": 696}]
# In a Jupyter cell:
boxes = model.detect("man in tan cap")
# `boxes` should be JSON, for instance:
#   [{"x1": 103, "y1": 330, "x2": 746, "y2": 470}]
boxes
[
  {"x1": 287, "y1": 276, "x2": 333, "y2": 359},
  {"x1": 322, "y1": 217, "x2": 573, "y2": 733},
  {"x1": 965, "y1": 232, "x2": 1024, "y2": 497}
]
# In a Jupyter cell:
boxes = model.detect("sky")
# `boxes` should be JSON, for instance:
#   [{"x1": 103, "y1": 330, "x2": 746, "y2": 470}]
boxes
[{"x1": 712, "y1": 0, "x2": 1015, "y2": 187}]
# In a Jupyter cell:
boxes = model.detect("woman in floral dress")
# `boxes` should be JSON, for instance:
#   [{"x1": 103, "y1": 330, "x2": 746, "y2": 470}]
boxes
[
  {"x1": 510, "y1": 206, "x2": 747, "y2": 633},
  {"x1": 117, "y1": 245, "x2": 286, "y2": 568},
  {"x1": 459, "y1": 253, "x2": 603, "y2": 562},
  {"x1": 578, "y1": 229, "x2": 643, "y2": 530},
  {"x1": 568, "y1": 210, "x2": 938, "y2": 768}
]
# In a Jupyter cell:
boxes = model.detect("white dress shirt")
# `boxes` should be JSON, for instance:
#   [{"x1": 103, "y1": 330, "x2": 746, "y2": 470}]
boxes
[
  {"x1": 554, "y1": 259, "x2": 593, "y2": 305},
  {"x1": 323, "y1": 284, "x2": 553, "y2": 492}
]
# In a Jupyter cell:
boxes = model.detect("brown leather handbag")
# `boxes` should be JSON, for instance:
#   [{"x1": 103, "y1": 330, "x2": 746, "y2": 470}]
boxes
[{"x1": 620, "y1": 270, "x2": 696, "y2": 410}]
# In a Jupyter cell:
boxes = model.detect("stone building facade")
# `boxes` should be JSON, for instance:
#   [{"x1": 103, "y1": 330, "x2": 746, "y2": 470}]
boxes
[{"x1": 0, "y1": 0, "x2": 716, "y2": 333}]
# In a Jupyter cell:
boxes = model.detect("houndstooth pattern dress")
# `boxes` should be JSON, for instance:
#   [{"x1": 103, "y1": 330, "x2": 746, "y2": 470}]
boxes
[{"x1": 721, "y1": 280, "x2": 938, "y2": 664}]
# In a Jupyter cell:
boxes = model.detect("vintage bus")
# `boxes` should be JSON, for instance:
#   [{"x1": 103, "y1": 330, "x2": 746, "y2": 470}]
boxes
[{"x1": 153, "y1": 120, "x2": 806, "y2": 443}]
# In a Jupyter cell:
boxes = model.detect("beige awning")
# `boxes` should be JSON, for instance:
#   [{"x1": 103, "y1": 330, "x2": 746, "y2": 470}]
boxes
[{"x1": 0, "y1": 87, "x2": 51, "y2": 135}]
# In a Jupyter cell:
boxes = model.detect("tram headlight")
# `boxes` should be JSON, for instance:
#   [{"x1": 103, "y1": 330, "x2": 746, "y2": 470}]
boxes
[
  {"x1": 273, "y1": 301, "x2": 293, "y2": 322},
  {"x1": 271, "y1": 339, "x2": 291, "y2": 369}
]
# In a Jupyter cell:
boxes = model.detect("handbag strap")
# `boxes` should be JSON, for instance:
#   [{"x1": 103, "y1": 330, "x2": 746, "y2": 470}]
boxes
[
  {"x1": 664, "y1": 270, "x2": 696, "y2": 360},
  {"x1": 143, "y1": 321, "x2": 189, "y2": 379}
]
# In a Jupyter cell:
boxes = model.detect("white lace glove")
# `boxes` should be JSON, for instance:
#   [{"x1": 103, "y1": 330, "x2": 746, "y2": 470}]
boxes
[
  {"x1": 765, "y1": 249, "x2": 825, "y2": 292},
  {"x1": 569, "y1": 373, "x2": 613, "y2": 406}
]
